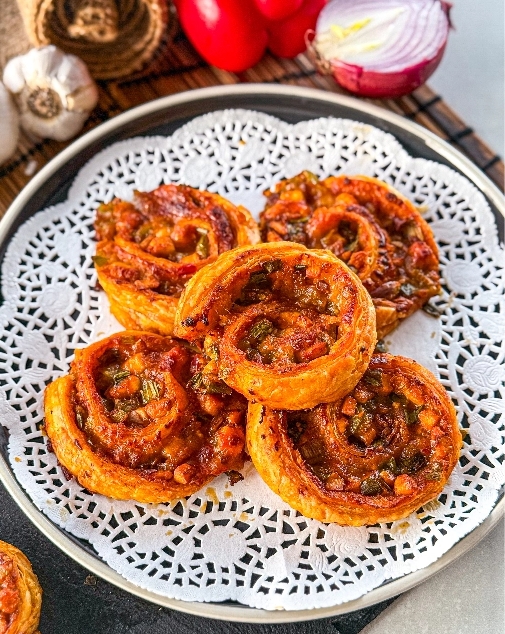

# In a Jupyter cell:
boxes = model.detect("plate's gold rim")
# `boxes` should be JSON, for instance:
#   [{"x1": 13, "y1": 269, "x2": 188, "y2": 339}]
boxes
[{"x1": 0, "y1": 84, "x2": 503, "y2": 623}]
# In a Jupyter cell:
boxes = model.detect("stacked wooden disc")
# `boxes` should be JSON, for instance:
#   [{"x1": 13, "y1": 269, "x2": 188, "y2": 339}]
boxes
[{"x1": 15, "y1": 0, "x2": 170, "y2": 79}]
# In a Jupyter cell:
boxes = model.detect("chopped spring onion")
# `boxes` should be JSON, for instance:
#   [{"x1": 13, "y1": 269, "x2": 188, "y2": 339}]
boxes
[
  {"x1": 360, "y1": 476, "x2": 383, "y2": 496},
  {"x1": 141, "y1": 379, "x2": 160, "y2": 404},
  {"x1": 262, "y1": 259, "x2": 283, "y2": 273},
  {"x1": 363, "y1": 369, "x2": 382, "y2": 387},
  {"x1": 247, "y1": 319, "x2": 274, "y2": 345},
  {"x1": 195, "y1": 231, "x2": 209, "y2": 258},
  {"x1": 92, "y1": 255, "x2": 108, "y2": 267}
]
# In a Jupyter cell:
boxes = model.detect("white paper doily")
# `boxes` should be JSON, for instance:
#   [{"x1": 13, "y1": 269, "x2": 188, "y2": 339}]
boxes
[{"x1": 0, "y1": 110, "x2": 503, "y2": 611}]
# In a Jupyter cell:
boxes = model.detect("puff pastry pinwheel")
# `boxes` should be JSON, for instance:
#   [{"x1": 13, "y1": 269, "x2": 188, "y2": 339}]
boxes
[
  {"x1": 44, "y1": 331, "x2": 247, "y2": 503},
  {"x1": 174, "y1": 242, "x2": 377, "y2": 410},
  {"x1": 0, "y1": 541, "x2": 42, "y2": 634},
  {"x1": 261, "y1": 172, "x2": 440, "y2": 338},
  {"x1": 247, "y1": 354, "x2": 461, "y2": 526},
  {"x1": 94, "y1": 185, "x2": 260, "y2": 335}
]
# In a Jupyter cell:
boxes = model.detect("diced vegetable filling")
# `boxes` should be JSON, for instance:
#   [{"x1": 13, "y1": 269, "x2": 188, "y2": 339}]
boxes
[
  {"x1": 234, "y1": 259, "x2": 340, "y2": 365},
  {"x1": 287, "y1": 366, "x2": 445, "y2": 496},
  {"x1": 74, "y1": 335, "x2": 246, "y2": 476}
]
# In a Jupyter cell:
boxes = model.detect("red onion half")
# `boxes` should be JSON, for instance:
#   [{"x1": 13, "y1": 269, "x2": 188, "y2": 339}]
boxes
[{"x1": 312, "y1": 0, "x2": 451, "y2": 98}]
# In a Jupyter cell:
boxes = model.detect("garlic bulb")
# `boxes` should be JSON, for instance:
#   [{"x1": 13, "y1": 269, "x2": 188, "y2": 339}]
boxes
[
  {"x1": 3, "y1": 46, "x2": 98, "y2": 142},
  {"x1": 0, "y1": 82, "x2": 19, "y2": 165}
]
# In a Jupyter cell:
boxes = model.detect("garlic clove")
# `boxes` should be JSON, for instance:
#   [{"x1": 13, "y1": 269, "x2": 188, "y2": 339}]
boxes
[
  {"x1": 3, "y1": 46, "x2": 98, "y2": 142},
  {"x1": 3, "y1": 57, "x2": 25, "y2": 94},
  {"x1": 68, "y1": 83, "x2": 99, "y2": 112},
  {"x1": 20, "y1": 106, "x2": 89, "y2": 143},
  {"x1": 55, "y1": 54, "x2": 91, "y2": 97},
  {"x1": 0, "y1": 82, "x2": 19, "y2": 165},
  {"x1": 24, "y1": 47, "x2": 65, "y2": 90}
]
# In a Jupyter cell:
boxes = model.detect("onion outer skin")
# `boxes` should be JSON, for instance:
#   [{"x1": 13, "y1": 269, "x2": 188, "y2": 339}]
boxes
[{"x1": 328, "y1": 41, "x2": 447, "y2": 98}]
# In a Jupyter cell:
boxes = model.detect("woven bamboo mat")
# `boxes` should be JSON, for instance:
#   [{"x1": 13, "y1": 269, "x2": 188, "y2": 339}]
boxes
[{"x1": 0, "y1": 25, "x2": 503, "y2": 215}]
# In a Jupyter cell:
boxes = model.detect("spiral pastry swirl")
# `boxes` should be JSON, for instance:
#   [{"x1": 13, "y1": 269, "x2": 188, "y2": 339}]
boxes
[
  {"x1": 174, "y1": 242, "x2": 376, "y2": 410},
  {"x1": 247, "y1": 354, "x2": 461, "y2": 525},
  {"x1": 44, "y1": 331, "x2": 247, "y2": 502},
  {"x1": 0, "y1": 541, "x2": 42, "y2": 634},
  {"x1": 261, "y1": 172, "x2": 440, "y2": 338},
  {"x1": 94, "y1": 185, "x2": 260, "y2": 335}
]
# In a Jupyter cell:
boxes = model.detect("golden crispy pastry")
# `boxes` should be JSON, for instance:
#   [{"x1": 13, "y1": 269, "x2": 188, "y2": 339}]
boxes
[
  {"x1": 261, "y1": 172, "x2": 441, "y2": 338},
  {"x1": 174, "y1": 242, "x2": 377, "y2": 410},
  {"x1": 44, "y1": 331, "x2": 247, "y2": 503},
  {"x1": 94, "y1": 185, "x2": 260, "y2": 334},
  {"x1": 0, "y1": 541, "x2": 42, "y2": 634},
  {"x1": 247, "y1": 354, "x2": 461, "y2": 526}
]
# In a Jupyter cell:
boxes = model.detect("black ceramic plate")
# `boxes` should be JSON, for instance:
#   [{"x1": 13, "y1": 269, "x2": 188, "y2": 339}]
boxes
[{"x1": 0, "y1": 85, "x2": 503, "y2": 623}]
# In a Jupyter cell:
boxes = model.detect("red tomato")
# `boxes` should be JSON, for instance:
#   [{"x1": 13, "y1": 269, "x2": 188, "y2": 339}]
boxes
[
  {"x1": 267, "y1": 0, "x2": 327, "y2": 58},
  {"x1": 177, "y1": 0, "x2": 269, "y2": 72},
  {"x1": 253, "y1": 0, "x2": 303, "y2": 21}
]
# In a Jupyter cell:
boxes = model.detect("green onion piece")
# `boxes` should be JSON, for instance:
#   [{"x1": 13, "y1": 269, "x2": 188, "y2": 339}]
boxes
[
  {"x1": 423, "y1": 303, "x2": 443, "y2": 318},
  {"x1": 92, "y1": 255, "x2": 108, "y2": 267},
  {"x1": 380, "y1": 457, "x2": 398, "y2": 474},
  {"x1": 248, "y1": 319, "x2": 274, "y2": 345},
  {"x1": 400, "y1": 283, "x2": 417, "y2": 297},
  {"x1": 141, "y1": 379, "x2": 160, "y2": 404},
  {"x1": 188, "y1": 371, "x2": 232, "y2": 395},
  {"x1": 188, "y1": 372, "x2": 205, "y2": 391},
  {"x1": 363, "y1": 369, "x2": 383, "y2": 387},
  {"x1": 375, "y1": 339, "x2": 387, "y2": 353},
  {"x1": 116, "y1": 396, "x2": 141, "y2": 413},
  {"x1": 360, "y1": 476, "x2": 383, "y2": 496},
  {"x1": 344, "y1": 236, "x2": 359, "y2": 252},
  {"x1": 262, "y1": 259, "x2": 282, "y2": 273},
  {"x1": 195, "y1": 232, "x2": 209, "y2": 259},
  {"x1": 247, "y1": 271, "x2": 270, "y2": 289},
  {"x1": 113, "y1": 369, "x2": 131, "y2": 384},
  {"x1": 299, "y1": 440, "x2": 324, "y2": 462},
  {"x1": 348, "y1": 415, "x2": 362, "y2": 436},
  {"x1": 75, "y1": 406, "x2": 87, "y2": 430},
  {"x1": 406, "y1": 404, "x2": 424, "y2": 425},
  {"x1": 206, "y1": 381, "x2": 233, "y2": 396},
  {"x1": 135, "y1": 224, "x2": 151, "y2": 241},
  {"x1": 399, "y1": 451, "x2": 427, "y2": 475}
]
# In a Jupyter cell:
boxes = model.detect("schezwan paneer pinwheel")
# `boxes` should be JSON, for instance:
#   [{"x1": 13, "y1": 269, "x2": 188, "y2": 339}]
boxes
[
  {"x1": 247, "y1": 354, "x2": 462, "y2": 526},
  {"x1": 44, "y1": 331, "x2": 247, "y2": 502},
  {"x1": 261, "y1": 172, "x2": 441, "y2": 339},
  {"x1": 0, "y1": 541, "x2": 42, "y2": 634},
  {"x1": 174, "y1": 242, "x2": 377, "y2": 410},
  {"x1": 93, "y1": 184, "x2": 260, "y2": 335}
]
